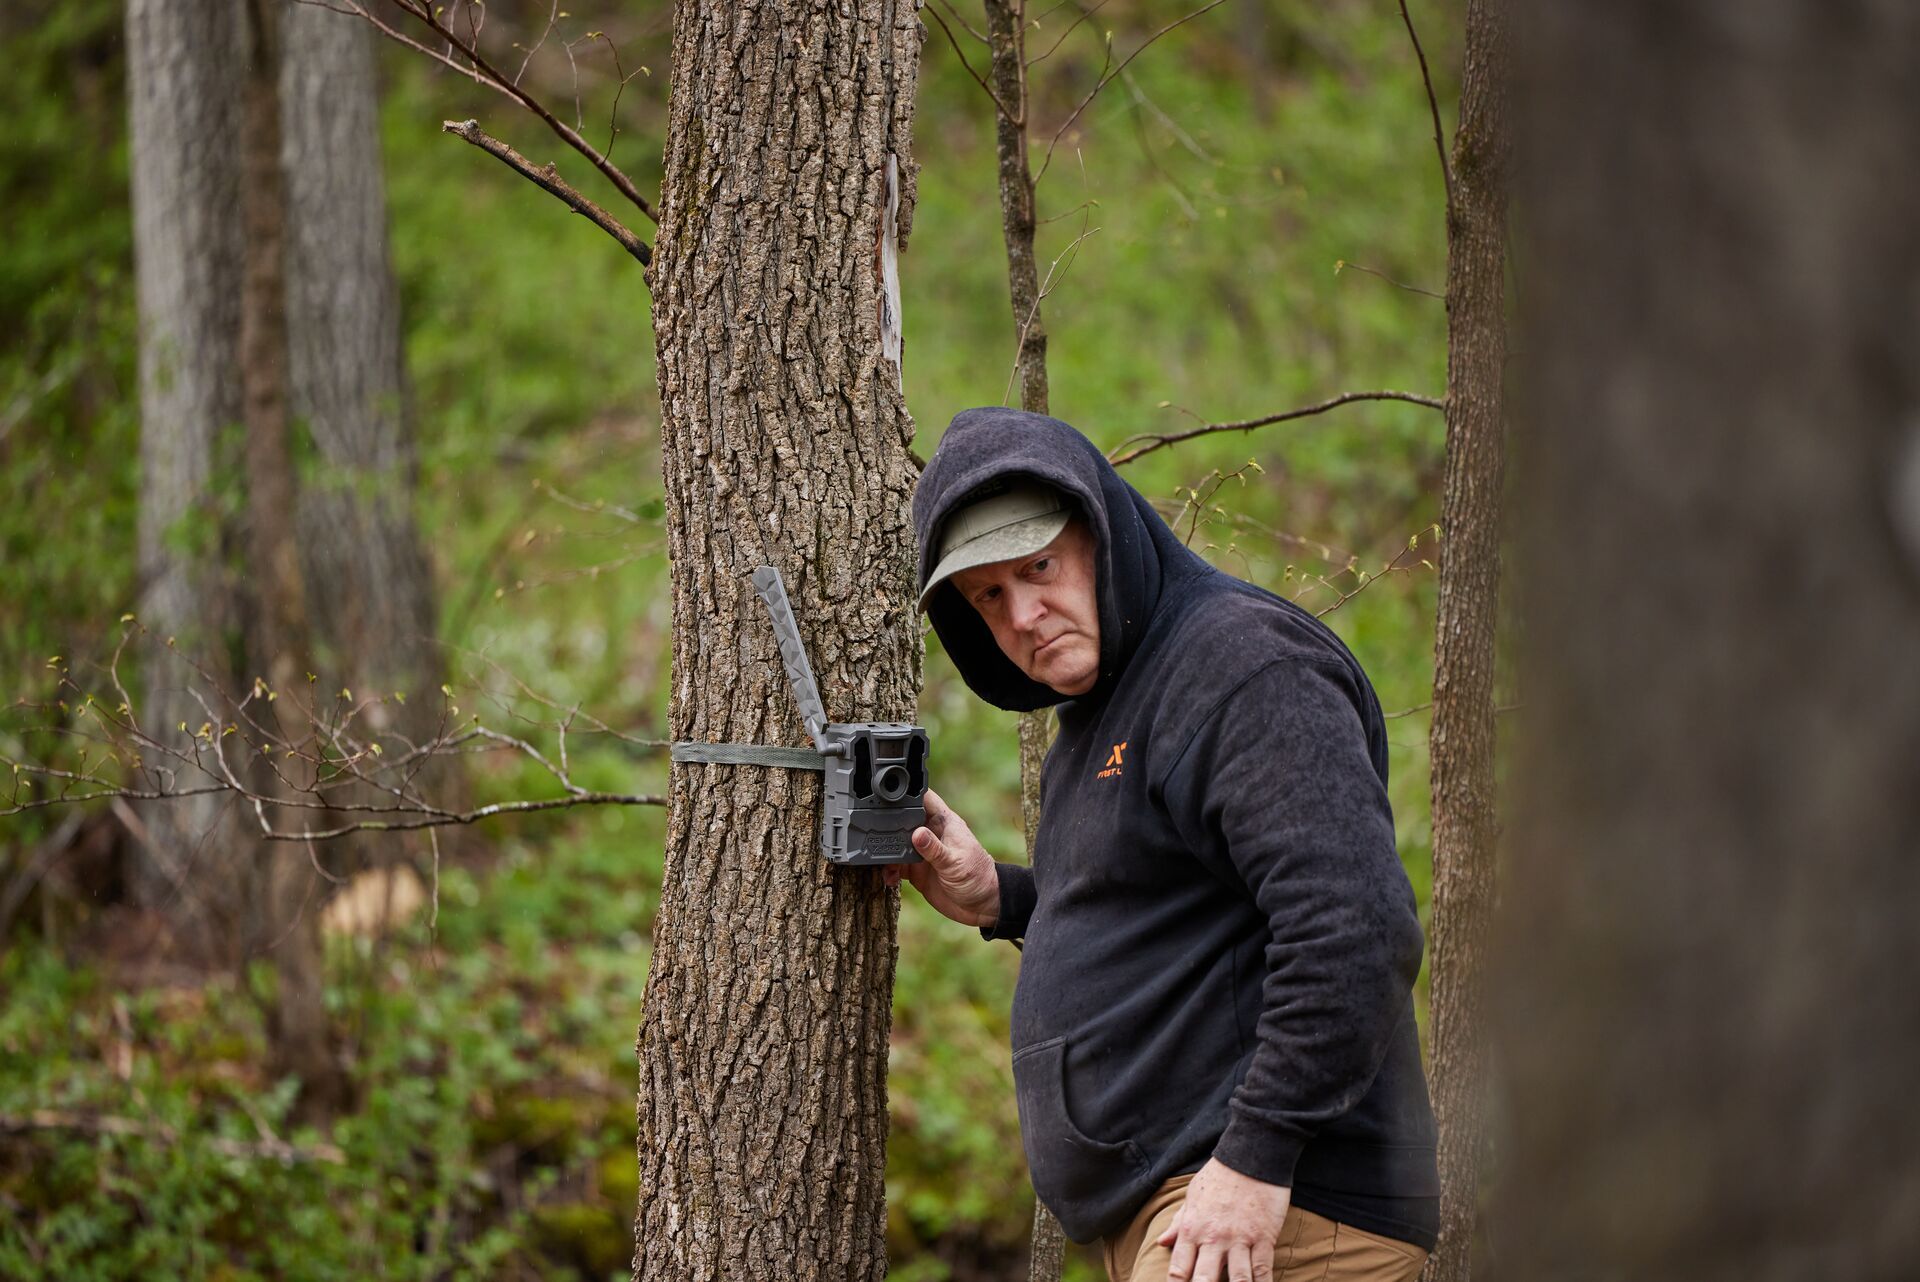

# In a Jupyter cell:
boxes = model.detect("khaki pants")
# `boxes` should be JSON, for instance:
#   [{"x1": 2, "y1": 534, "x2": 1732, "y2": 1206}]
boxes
[{"x1": 1102, "y1": 1174, "x2": 1429, "y2": 1282}]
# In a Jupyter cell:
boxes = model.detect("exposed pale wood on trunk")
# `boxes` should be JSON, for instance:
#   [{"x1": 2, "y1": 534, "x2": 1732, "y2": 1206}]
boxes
[{"x1": 633, "y1": 2, "x2": 923, "y2": 1277}]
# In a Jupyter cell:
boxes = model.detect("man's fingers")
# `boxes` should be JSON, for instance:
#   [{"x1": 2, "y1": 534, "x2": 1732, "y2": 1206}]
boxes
[
  {"x1": 1195, "y1": 1243, "x2": 1229, "y2": 1282},
  {"x1": 921, "y1": 787, "x2": 951, "y2": 831},
  {"x1": 911, "y1": 824, "x2": 946, "y2": 865},
  {"x1": 1227, "y1": 1242, "x2": 1256, "y2": 1282},
  {"x1": 1250, "y1": 1241, "x2": 1276, "y2": 1282},
  {"x1": 881, "y1": 866, "x2": 902, "y2": 888},
  {"x1": 1156, "y1": 1210, "x2": 1183, "y2": 1248},
  {"x1": 1166, "y1": 1235, "x2": 1198, "y2": 1282}
]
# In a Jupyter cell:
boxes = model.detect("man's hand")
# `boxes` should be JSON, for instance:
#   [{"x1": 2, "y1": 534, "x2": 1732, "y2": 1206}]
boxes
[
  {"x1": 880, "y1": 788, "x2": 1000, "y2": 929},
  {"x1": 1155, "y1": 1158, "x2": 1292, "y2": 1282}
]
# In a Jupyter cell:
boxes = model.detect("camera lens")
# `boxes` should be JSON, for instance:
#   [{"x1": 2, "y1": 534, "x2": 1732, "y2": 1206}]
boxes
[{"x1": 873, "y1": 764, "x2": 910, "y2": 802}]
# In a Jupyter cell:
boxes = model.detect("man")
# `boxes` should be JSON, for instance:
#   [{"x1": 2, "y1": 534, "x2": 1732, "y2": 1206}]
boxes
[{"x1": 891, "y1": 407, "x2": 1438, "y2": 1282}]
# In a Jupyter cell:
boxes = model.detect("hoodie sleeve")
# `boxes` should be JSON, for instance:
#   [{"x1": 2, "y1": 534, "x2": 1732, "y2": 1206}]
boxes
[
  {"x1": 978, "y1": 861, "x2": 1037, "y2": 943},
  {"x1": 1158, "y1": 657, "x2": 1423, "y2": 1188}
]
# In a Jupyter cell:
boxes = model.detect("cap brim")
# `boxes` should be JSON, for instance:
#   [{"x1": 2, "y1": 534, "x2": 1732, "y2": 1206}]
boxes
[{"x1": 918, "y1": 510, "x2": 1071, "y2": 612}]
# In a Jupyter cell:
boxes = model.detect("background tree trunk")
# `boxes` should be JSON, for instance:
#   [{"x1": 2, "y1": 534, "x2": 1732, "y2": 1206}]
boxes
[
  {"x1": 981, "y1": 2, "x2": 1070, "y2": 1277},
  {"x1": 236, "y1": 0, "x2": 344, "y2": 1114},
  {"x1": 986, "y1": 0, "x2": 1046, "y2": 419},
  {"x1": 633, "y1": 3, "x2": 922, "y2": 1278},
  {"x1": 1499, "y1": 3, "x2": 1920, "y2": 1277},
  {"x1": 1422, "y1": 0, "x2": 1509, "y2": 1278},
  {"x1": 280, "y1": 0, "x2": 465, "y2": 862},
  {"x1": 126, "y1": 0, "x2": 257, "y2": 961}
]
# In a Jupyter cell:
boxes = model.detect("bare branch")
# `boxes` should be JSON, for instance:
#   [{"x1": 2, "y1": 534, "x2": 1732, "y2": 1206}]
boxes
[
  {"x1": 1028, "y1": 0, "x2": 1111, "y2": 71},
  {"x1": 928, "y1": 0, "x2": 986, "y2": 44},
  {"x1": 514, "y1": 0, "x2": 559, "y2": 86},
  {"x1": 1032, "y1": 0, "x2": 1229, "y2": 189},
  {"x1": 1108, "y1": 390, "x2": 1446, "y2": 466},
  {"x1": 1335, "y1": 257, "x2": 1443, "y2": 300},
  {"x1": 1307, "y1": 524, "x2": 1440, "y2": 619},
  {"x1": 1002, "y1": 209, "x2": 1101, "y2": 406},
  {"x1": 3, "y1": 619, "x2": 674, "y2": 840},
  {"x1": 1397, "y1": 0, "x2": 1456, "y2": 215},
  {"x1": 924, "y1": 2, "x2": 1021, "y2": 123},
  {"x1": 442, "y1": 119, "x2": 650, "y2": 265},
  {"x1": 297, "y1": 0, "x2": 658, "y2": 225}
]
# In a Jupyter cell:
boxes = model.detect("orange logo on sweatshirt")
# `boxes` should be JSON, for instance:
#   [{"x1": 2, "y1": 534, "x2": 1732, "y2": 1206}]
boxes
[{"x1": 1096, "y1": 741, "x2": 1128, "y2": 780}]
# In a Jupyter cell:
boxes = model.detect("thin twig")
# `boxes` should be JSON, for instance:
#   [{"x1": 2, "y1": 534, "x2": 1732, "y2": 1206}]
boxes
[
  {"x1": 442, "y1": 119, "x2": 650, "y2": 266},
  {"x1": 925, "y1": 2, "x2": 1021, "y2": 123},
  {"x1": 513, "y1": 0, "x2": 559, "y2": 86},
  {"x1": 930, "y1": 0, "x2": 988, "y2": 43},
  {"x1": 296, "y1": 0, "x2": 657, "y2": 225},
  {"x1": 1336, "y1": 258, "x2": 1443, "y2": 300},
  {"x1": 1397, "y1": 0, "x2": 1455, "y2": 215},
  {"x1": 1002, "y1": 214, "x2": 1101, "y2": 406},
  {"x1": 1033, "y1": 0, "x2": 1229, "y2": 189},
  {"x1": 1385, "y1": 699, "x2": 1523, "y2": 720},
  {"x1": 1028, "y1": 0, "x2": 1111, "y2": 70},
  {"x1": 1108, "y1": 390, "x2": 1446, "y2": 466}
]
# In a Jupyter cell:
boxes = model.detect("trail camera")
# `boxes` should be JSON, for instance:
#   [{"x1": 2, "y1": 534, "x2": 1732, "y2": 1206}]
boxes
[{"x1": 752, "y1": 567, "x2": 928, "y2": 866}]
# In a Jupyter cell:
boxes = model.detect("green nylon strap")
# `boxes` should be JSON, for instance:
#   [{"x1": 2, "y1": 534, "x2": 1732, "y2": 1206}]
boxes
[{"x1": 669, "y1": 742, "x2": 826, "y2": 771}]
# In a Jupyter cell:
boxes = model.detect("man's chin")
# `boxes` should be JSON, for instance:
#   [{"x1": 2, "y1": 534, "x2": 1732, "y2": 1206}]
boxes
[{"x1": 1032, "y1": 648, "x2": 1097, "y2": 696}]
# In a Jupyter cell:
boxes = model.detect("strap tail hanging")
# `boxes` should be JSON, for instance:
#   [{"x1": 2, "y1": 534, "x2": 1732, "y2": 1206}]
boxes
[
  {"x1": 750, "y1": 566, "x2": 831, "y2": 752},
  {"x1": 668, "y1": 568, "x2": 835, "y2": 774}
]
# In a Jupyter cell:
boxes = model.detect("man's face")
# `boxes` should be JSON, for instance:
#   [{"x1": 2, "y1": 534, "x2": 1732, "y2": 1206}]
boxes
[{"x1": 949, "y1": 517, "x2": 1101, "y2": 696}]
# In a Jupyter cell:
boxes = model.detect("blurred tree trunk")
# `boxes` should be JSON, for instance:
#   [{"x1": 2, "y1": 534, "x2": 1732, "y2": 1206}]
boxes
[
  {"x1": 236, "y1": 0, "x2": 343, "y2": 1114},
  {"x1": 632, "y1": 3, "x2": 922, "y2": 1279},
  {"x1": 1499, "y1": 3, "x2": 1920, "y2": 1278},
  {"x1": 279, "y1": 1, "x2": 468, "y2": 861},
  {"x1": 125, "y1": 0, "x2": 257, "y2": 960},
  {"x1": 1423, "y1": 0, "x2": 1510, "y2": 1278},
  {"x1": 981, "y1": 2, "x2": 1069, "y2": 1277}
]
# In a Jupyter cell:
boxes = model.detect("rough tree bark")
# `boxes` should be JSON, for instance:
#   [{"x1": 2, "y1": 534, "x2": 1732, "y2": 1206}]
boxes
[
  {"x1": 125, "y1": 0, "x2": 257, "y2": 957},
  {"x1": 981, "y1": 2, "x2": 1069, "y2": 1278},
  {"x1": 1422, "y1": 0, "x2": 1509, "y2": 1278},
  {"x1": 1499, "y1": 3, "x2": 1920, "y2": 1278},
  {"x1": 632, "y1": 3, "x2": 922, "y2": 1279}
]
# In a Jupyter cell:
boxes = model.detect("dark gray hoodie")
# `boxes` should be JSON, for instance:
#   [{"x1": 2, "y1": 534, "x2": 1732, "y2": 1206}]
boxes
[{"x1": 913, "y1": 407, "x2": 1439, "y2": 1248}]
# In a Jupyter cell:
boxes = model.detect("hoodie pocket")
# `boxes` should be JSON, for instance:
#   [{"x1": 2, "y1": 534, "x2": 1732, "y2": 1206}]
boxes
[{"x1": 1012, "y1": 1035, "x2": 1151, "y2": 1239}]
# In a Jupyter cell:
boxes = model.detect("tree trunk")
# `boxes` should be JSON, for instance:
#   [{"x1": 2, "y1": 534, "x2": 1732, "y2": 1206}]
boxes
[
  {"x1": 986, "y1": 0, "x2": 1046, "y2": 418},
  {"x1": 280, "y1": 0, "x2": 465, "y2": 862},
  {"x1": 633, "y1": 3, "x2": 922, "y2": 1279},
  {"x1": 126, "y1": 0, "x2": 256, "y2": 961},
  {"x1": 982, "y1": 1, "x2": 1070, "y2": 1276},
  {"x1": 236, "y1": 0, "x2": 345, "y2": 1115},
  {"x1": 1499, "y1": 3, "x2": 1920, "y2": 1277},
  {"x1": 1422, "y1": 1, "x2": 1509, "y2": 1278}
]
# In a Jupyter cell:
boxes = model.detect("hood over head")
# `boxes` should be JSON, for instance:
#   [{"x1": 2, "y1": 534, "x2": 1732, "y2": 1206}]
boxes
[{"x1": 913, "y1": 407, "x2": 1214, "y2": 711}]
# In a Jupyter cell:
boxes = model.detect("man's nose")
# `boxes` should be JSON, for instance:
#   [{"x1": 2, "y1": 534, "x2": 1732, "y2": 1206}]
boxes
[{"x1": 1008, "y1": 586, "x2": 1048, "y2": 634}]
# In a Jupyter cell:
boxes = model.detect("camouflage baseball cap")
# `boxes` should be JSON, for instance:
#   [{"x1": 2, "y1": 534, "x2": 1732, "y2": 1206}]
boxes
[{"x1": 918, "y1": 480, "x2": 1072, "y2": 611}]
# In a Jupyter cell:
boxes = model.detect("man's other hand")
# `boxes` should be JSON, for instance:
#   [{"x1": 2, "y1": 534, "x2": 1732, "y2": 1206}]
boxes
[
  {"x1": 1156, "y1": 1158, "x2": 1292, "y2": 1282},
  {"x1": 881, "y1": 788, "x2": 1000, "y2": 928}
]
